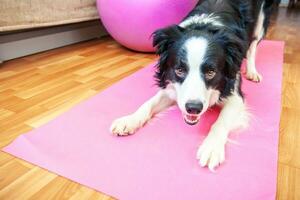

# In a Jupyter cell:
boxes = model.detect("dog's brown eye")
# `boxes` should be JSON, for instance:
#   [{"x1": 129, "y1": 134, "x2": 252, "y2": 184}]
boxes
[
  {"x1": 205, "y1": 70, "x2": 216, "y2": 80},
  {"x1": 175, "y1": 67, "x2": 186, "y2": 78}
]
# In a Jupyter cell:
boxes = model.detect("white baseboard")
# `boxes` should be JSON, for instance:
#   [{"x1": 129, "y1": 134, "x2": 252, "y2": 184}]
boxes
[
  {"x1": 0, "y1": 21, "x2": 107, "y2": 61},
  {"x1": 279, "y1": 0, "x2": 289, "y2": 7},
  {"x1": 279, "y1": 3, "x2": 289, "y2": 7}
]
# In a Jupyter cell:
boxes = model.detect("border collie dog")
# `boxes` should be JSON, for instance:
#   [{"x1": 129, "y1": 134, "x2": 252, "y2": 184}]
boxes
[{"x1": 111, "y1": 0, "x2": 274, "y2": 170}]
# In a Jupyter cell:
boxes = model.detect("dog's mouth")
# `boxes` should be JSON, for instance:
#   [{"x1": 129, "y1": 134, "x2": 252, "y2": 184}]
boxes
[{"x1": 184, "y1": 114, "x2": 200, "y2": 126}]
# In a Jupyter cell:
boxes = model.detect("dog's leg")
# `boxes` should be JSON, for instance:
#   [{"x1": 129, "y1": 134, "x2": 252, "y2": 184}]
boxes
[
  {"x1": 110, "y1": 88, "x2": 175, "y2": 136},
  {"x1": 197, "y1": 93, "x2": 248, "y2": 171},
  {"x1": 246, "y1": 3, "x2": 266, "y2": 82},
  {"x1": 246, "y1": 39, "x2": 262, "y2": 82}
]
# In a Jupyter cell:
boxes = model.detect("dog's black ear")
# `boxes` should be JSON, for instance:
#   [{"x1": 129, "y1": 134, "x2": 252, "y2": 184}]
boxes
[
  {"x1": 152, "y1": 25, "x2": 185, "y2": 88},
  {"x1": 152, "y1": 25, "x2": 185, "y2": 55},
  {"x1": 215, "y1": 30, "x2": 247, "y2": 79}
]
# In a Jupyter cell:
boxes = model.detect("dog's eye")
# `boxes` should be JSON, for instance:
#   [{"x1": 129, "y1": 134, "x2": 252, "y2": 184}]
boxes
[
  {"x1": 175, "y1": 67, "x2": 186, "y2": 78},
  {"x1": 205, "y1": 70, "x2": 216, "y2": 80}
]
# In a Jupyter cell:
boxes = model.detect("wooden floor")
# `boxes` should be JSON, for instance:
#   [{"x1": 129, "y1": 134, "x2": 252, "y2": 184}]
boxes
[{"x1": 0, "y1": 6, "x2": 299, "y2": 200}]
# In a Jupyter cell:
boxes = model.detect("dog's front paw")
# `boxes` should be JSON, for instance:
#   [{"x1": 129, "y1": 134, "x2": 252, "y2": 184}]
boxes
[
  {"x1": 110, "y1": 115, "x2": 143, "y2": 136},
  {"x1": 245, "y1": 70, "x2": 262, "y2": 82},
  {"x1": 197, "y1": 135, "x2": 226, "y2": 171}
]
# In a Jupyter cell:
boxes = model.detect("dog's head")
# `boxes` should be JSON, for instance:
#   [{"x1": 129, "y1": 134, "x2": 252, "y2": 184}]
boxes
[{"x1": 153, "y1": 24, "x2": 246, "y2": 125}]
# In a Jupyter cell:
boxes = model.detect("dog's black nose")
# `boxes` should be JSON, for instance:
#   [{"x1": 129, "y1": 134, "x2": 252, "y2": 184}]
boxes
[{"x1": 185, "y1": 101, "x2": 203, "y2": 114}]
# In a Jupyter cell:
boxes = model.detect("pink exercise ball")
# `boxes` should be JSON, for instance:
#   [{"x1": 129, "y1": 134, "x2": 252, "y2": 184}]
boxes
[{"x1": 97, "y1": 0, "x2": 198, "y2": 52}]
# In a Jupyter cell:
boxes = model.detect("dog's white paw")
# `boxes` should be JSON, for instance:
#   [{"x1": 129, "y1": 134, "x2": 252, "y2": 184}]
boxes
[
  {"x1": 245, "y1": 70, "x2": 262, "y2": 82},
  {"x1": 197, "y1": 135, "x2": 226, "y2": 171},
  {"x1": 110, "y1": 115, "x2": 143, "y2": 136}
]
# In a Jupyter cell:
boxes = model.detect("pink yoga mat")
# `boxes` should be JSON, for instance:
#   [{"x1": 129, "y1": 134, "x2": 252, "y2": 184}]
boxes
[{"x1": 3, "y1": 41, "x2": 284, "y2": 200}]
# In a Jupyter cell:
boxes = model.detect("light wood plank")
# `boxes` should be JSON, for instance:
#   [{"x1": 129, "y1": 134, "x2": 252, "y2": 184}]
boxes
[{"x1": 0, "y1": 167, "x2": 57, "y2": 199}]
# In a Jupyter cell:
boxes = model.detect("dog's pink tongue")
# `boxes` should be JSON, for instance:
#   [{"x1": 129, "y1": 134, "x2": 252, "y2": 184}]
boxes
[{"x1": 187, "y1": 115, "x2": 198, "y2": 121}]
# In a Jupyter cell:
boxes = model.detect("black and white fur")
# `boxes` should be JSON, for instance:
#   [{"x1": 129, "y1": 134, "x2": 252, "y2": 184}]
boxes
[{"x1": 110, "y1": 0, "x2": 274, "y2": 170}]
